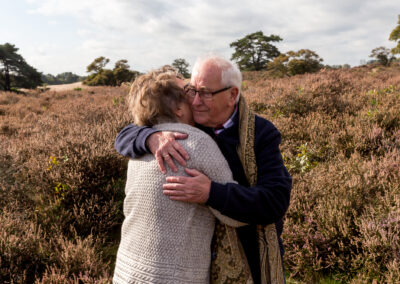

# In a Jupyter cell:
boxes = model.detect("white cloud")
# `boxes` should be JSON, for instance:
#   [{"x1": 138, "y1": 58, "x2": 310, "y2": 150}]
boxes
[{"x1": 22, "y1": 0, "x2": 400, "y2": 74}]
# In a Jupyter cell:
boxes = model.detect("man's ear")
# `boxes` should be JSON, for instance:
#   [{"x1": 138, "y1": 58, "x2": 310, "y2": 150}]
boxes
[{"x1": 229, "y1": 87, "x2": 239, "y2": 105}]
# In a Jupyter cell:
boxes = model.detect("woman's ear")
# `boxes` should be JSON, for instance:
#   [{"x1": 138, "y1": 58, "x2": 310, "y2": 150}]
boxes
[{"x1": 174, "y1": 106, "x2": 183, "y2": 118}]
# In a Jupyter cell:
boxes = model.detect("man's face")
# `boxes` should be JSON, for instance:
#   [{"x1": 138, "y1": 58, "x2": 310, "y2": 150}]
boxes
[{"x1": 188, "y1": 63, "x2": 238, "y2": 128}]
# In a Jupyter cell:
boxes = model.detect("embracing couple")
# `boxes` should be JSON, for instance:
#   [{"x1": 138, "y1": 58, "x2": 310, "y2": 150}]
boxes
[{"x1": 112, "y1": 55, "x2": 292, "y2": 284}]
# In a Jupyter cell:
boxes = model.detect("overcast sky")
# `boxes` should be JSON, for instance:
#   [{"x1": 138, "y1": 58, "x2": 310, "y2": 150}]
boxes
[{"x1": 1, "y1": 0, "x2": 399, "y2": 75}]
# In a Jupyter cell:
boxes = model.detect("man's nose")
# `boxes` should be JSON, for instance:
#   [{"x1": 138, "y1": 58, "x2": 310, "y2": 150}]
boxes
[{"x1": 192, "y1": 93, "x2": 202, "y2": 105}]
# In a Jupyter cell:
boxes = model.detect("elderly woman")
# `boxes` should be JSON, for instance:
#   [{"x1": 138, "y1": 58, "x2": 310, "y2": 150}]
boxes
[{"x1": 113, "y1": 66, "x2": 244, "y2": 284}]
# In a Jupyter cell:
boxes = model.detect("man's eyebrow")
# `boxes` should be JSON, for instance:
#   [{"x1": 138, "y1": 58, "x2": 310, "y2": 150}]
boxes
[{"x1": 198, "y1": 86, "x2": 210, "y2": 91}]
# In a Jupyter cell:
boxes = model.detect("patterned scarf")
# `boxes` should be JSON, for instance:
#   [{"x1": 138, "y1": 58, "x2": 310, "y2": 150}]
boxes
[{"x1": 210, "y1": 97, "x2": 285, "y2": 284}]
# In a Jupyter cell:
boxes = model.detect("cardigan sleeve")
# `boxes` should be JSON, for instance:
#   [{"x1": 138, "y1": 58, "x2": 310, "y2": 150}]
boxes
[
  {"x1": 206, "y1": 120, "x2": 292, "y2": 225},
  {"x1": 191, "y1": 135, "x2": 247, "y2": 228},
  {"x1": 114, "y1": 124, "x2": 158, "y2": 158}
]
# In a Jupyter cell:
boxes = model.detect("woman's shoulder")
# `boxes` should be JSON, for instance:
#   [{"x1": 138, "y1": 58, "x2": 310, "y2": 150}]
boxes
[
  {"x1": 154, "y1": 123, "x2": 218, "y2": 153},
  {"x1": 154, "y1": 123, "x2": 210, "y2": 140}
]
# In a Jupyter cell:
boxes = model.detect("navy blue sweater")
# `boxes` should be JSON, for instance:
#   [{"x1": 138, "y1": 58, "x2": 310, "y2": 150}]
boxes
[{"x1": 114, "y1": 113, "x2": 292, "y2": 283}]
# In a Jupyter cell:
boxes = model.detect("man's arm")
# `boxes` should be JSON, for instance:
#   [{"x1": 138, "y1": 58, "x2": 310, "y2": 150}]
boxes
[
  {"x1": 207, "y1": 124, "x2": 291, "y2": 225},
  {"x1": 114, "y1": 124, "x2": 158, "y2": 158},
  {"x1": 115, "y1": 123, "x2": 189, "y2": 173},
  {"x1": 163, "y1": 121, "x2": 292, "y2": 225}
]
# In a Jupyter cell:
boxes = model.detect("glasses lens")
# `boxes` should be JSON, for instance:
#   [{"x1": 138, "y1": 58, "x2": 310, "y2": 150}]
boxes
[
  {"x1": 184, "y1": 87, "x2": 213, "y2": 100},
  {"x1": 185, "y1": 88, "x2": 196, "y2": 97},
  {"x1": 200, "y1": 92, "x2": 213, "y2": 100}
]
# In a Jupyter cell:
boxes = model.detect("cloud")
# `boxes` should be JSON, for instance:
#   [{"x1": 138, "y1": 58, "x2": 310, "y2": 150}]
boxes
[{"x1": 24, "y1": 0, "x2": 400, "y2": 73}]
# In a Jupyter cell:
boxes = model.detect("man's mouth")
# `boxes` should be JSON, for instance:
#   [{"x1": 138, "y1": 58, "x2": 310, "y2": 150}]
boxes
[{"x1": 193, "y1": 109, "x2": 208, "y2": 112}]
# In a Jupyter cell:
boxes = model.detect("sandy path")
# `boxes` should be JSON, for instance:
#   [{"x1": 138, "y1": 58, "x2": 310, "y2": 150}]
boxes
[{"x1": 46, "y1": 82, "x2": 83, "y2": 91}]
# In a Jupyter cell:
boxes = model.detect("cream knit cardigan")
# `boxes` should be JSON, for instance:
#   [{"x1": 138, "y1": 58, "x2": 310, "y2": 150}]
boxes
[{"x1": 113, "y1": 123, "x2": 245, "y2": 284}]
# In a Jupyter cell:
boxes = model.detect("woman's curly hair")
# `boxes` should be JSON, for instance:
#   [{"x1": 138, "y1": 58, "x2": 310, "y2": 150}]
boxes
[{"x1": 127, "y1": 65, "x2": 186, "y2": 126}]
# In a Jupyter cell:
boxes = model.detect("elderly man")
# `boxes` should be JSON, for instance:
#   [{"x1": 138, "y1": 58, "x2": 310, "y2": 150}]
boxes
[{"x1": 115, "y1": 56, "x2": 292, "y2": 283}]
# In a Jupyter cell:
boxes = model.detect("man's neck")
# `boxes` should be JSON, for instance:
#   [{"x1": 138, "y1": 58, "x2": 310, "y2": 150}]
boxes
[{"x1": 213, "y1": 104, "x2": 238, "y2": 134}]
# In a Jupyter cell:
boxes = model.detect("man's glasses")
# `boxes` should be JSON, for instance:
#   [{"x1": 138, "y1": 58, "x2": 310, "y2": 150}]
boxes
[{"x1": 184, "y1": 84, "x2": 232, "y2": 100}]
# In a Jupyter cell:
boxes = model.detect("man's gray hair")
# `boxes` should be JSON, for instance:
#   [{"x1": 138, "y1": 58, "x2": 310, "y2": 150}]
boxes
[{"x1": 191, "y1": 54, "x2": 242, "y2": 103}]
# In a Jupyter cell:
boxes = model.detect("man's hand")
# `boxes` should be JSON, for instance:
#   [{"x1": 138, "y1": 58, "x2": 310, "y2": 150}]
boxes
[
  {"x1": 146, "y1": 131, "x2": 189, "y2": 174},
  {"x1": 162, "y1": 168, "x2": 211, "y2": 204}
]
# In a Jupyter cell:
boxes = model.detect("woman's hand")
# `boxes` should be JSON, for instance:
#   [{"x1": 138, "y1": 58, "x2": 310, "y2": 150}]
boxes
[{"x1": 146, "y1": 131, "x2": 189, "y2": 174}]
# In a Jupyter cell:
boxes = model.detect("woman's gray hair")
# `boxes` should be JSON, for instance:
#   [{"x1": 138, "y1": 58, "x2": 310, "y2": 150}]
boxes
[{"x1": 191, "y1": 54, "x2": 242, "y2": 103}]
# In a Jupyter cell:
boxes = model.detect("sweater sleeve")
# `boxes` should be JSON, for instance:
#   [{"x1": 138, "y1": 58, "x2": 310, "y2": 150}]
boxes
[
  {"x1": 191, "y1": 134, "x2": 246, "y2": 228},
  {"x1": 206, "y1": 121, "x2": 292, "y2": 225},
  {"x1": 114, "y1": 124, "x2": 159, "y2": 158}
]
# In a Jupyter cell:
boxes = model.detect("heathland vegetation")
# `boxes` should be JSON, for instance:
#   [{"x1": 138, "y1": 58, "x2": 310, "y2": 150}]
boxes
[
  {"x1": 1, "y1": 14, "x2": 400, "y2": 284},
  {"x1": 1, "y1": 62, "x2": 399, "y2": 283}
]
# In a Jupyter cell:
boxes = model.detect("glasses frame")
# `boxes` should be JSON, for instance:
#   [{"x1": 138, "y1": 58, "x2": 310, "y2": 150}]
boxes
[{"x1": 184, "y1": 84, "x2": 232, "y2": 100}]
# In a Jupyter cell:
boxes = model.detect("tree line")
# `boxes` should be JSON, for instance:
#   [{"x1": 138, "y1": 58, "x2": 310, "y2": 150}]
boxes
[
  {"x1": 42, "y1": 72, "x2": 86, "y2": 85},
  {"x1": 0, "y1": 43, "x2": 42, "y2": 91},
  {"x1": 1, "y1": 15, "x2": 400, "y2": 91}
]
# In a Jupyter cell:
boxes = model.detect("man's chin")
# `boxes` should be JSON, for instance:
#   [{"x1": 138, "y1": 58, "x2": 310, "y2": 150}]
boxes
[{"x1": 193, "y1": 113, "x2": 209, "y2": 126}]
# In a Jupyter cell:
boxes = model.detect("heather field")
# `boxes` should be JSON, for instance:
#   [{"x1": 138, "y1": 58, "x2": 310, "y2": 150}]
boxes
[{"x1": 0, "y1": 65, "x2": 399, "y2": 283}]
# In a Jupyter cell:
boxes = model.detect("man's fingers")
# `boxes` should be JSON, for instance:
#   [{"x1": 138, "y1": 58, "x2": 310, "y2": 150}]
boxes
[
  {"x1": 173, "y1": 141, "x2": 189, "y2": 161},
  {"x1": 155, "y1": 152, "x2": 166, "y2": 174},
  {"x1": 162, "y1": 189, "x2": 185, "y2": 196},
  {"x1": 165, "y1": 176, "x2": 187, "y2": 183},
  {"x1": 168, "y1": 147, "x2": 186, "y2": 167},
  {"x1": 184, "y1": 168, "x2": 201, "y2": 177},
  {"x1": 173, "y1": 132, "x2": 188, "y2": 140},
  {"x1": 148, "y1": 131, "x2": 189, "y2": 173},
  {"x1": 163, "y1": 182, "x2": 187, "y2": 190},
  {"x1": 169, "y1": 196, "x2": 190, "y2": 201},
  {"x1": 163, "y1": 154, "x2": 178, "y2": 172}
]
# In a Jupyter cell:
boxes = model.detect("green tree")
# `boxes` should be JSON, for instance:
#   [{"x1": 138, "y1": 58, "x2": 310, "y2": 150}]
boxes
[
  {"x1": 41, "y1": 72, "x2": 85, "y2": 85},
  {"x1": 286, "y1": 49, "x2": 323, "y2": 75},
  {"x1": 370, "y1": 46, "x2": 395, "y2": 66},
  {"x1": 84, "y1": 56, "x2": 113, "y2": 86},
  {"x1": 389, "y1": 14, "x2": 400, "y2": 55},
  {"x1": 268, "y1": 49, "x2": 323, "y2": 77},
  {"x1": 85, "y1": 69, "x2": 116, "y2": 86},
  {"x1": 83, "y1": 57, "x2": 138, "y2": 86},
  {"x1": 0, "y1": 43, "x2": 42, "y2": 91},
  {"x1": 230, "y1": 31, "x2": 282, "y2": 71},
  {"x1": 113, "y1": 59, "x2": 139, "y2": 85},
  {"x1": 86, "y1": 56, "x2": 110, "y2": 73},
  {"x1": 114, "y1": 59, "x2": 129, "y2": 70},
  {"x1": 267, "y1": 54, "x2": 289, "y2": 78},
  {"x1": 172, "y1": 58, "x2": 190, "y2": 78}
]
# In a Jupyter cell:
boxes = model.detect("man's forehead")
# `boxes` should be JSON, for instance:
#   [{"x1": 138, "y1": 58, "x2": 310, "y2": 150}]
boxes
[{"x1": 191, "y1": 68, "x2": 221, "y2": 88}]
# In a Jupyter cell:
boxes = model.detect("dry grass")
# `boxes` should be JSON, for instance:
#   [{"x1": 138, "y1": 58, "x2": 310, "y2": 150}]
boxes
[{"x1": 1, "y1": 64, "x2": 399, "y2": 283}]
